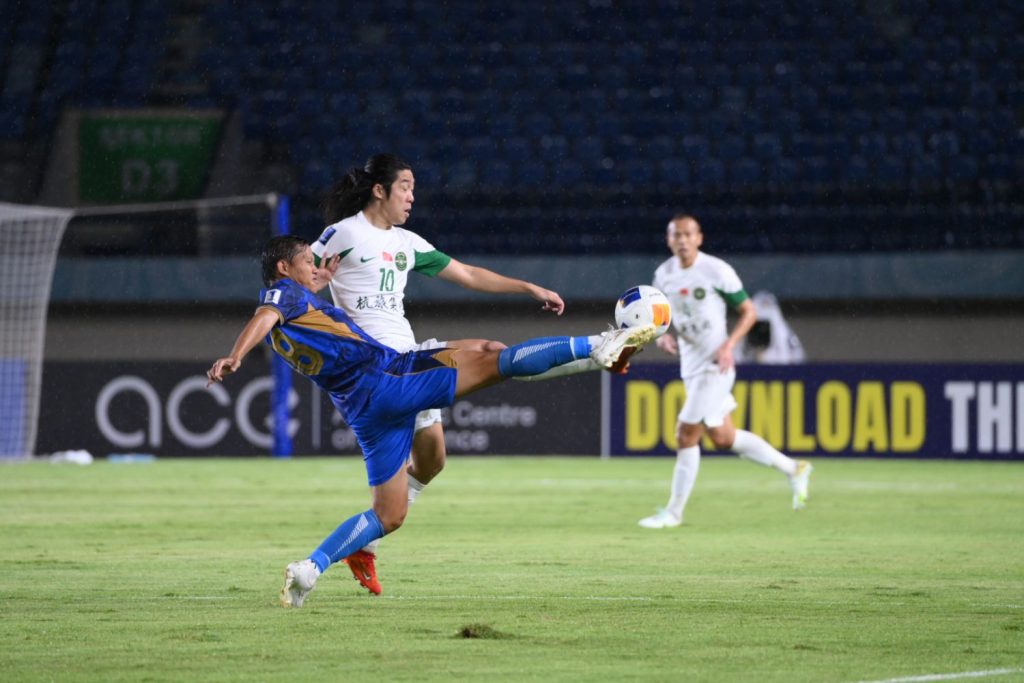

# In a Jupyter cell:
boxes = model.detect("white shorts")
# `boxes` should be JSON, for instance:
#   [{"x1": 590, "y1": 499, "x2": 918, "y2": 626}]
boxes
[
  {"x1": 678, "y1": 368, "x2": 738, "y2": 428},
  {"x1": 413, "y1": 338, "x2": 447, "y2": 432}
]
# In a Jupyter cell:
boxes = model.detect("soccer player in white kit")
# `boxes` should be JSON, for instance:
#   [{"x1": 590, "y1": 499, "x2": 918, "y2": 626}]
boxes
[
  {"x1": 311, "y1": 154, "x2": 567, "y2": 592},
  {"x1": 637, "y1": 215, "x2": 813, "y2": 529}
]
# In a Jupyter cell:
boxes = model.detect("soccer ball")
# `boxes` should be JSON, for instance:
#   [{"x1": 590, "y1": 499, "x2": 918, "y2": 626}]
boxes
[{"x1": 614, "y1": 285, "x2": 672, "y2": 337}]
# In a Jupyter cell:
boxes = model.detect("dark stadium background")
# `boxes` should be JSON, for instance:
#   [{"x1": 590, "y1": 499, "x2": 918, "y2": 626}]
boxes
[{"x1": 2, "y1": 0, "x2": 1021, "y2": 456}]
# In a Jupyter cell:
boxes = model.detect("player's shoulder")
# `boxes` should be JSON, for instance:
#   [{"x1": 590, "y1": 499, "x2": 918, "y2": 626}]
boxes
[
  {"x1": 697, "y1": 251, "x2": 739, "y2": 274},
  {"x1": 314, "y1": 214, "x2": 362, "y2": 248},
  {"x1": 391, "y1": 225, "x2": 431, "y2": 246},
  {"x1": 259, "y1": 278, "x2": 301, "y2": 307}
]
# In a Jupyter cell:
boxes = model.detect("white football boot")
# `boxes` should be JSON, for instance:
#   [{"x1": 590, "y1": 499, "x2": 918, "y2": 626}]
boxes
[
  {"x1": 637, "y1": 508, "x2": 682, "y2": 529},
  {"x1": 789, "y1": 460, "x2": 813, "y2": 510},
  {"x1": 280, "y1": 559, "x2": 321, "y2": 608},
  {"x1": 591, "y1": 324, "x2": 657, "y2": 371}
]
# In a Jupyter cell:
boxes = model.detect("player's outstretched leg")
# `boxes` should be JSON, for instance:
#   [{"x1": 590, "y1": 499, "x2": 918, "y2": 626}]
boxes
[{"x1": 490, "y1": 324, "x2": 656, "y2": 382}]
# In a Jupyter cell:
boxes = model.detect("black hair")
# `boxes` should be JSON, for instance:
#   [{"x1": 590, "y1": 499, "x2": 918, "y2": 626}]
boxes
[
  {"x1": 321, "y1": 153, "x2": 412, "y2": 224},
  {"x1": 260, "y1": 235, "x2": 308, "y2": 286},
  {"x1": 669, "y1": 213, "x2": 702, "y2": 232}
]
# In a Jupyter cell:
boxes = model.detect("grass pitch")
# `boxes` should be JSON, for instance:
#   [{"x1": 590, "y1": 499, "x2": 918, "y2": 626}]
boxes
[{"x1": 1, "y1": 456, "x2": 1022, "y2": 683}]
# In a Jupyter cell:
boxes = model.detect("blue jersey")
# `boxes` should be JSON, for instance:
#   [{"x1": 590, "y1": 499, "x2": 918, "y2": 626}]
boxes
[{"x1": 257, "y1": 278, "x2": 397, "y2": 419}]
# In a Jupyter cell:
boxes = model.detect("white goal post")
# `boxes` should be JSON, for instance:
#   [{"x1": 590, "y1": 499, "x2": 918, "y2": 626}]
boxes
[{"x1": 0, "y1": 203, "x2": 73, "y2": 458}]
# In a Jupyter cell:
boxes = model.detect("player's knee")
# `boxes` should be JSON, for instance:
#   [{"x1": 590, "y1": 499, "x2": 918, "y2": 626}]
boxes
[
  {"x1": 377, "y1": 508, "x2": 407, "y2": 534},
  {"x1": 707, "y1": 427, "x2": 735, "y2": 450},
  {"x1": 414, "y1": 452, "x2": 445, "y2": 482},
  {"x1": 709, "y1": 434, "x2": 733, "y2": 450},
  {"x1": 676, "y1": 424, "x2": 703, "y2": 448}
]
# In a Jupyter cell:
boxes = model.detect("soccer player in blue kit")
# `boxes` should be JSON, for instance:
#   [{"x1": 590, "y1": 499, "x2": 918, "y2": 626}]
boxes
[{"x1": 206, "y1": 235, "x2": 656, "y2": 608}]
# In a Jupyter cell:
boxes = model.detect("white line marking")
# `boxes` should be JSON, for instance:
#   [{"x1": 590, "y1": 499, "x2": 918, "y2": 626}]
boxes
[
  {"x1": 855, "y1": 668, "x2": 1024, "y2": 683},
  {"x1": 380, "y1": 595, "x2": 653, "y2": 602}
]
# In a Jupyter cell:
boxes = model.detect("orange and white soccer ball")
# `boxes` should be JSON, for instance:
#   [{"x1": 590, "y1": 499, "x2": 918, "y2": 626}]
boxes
[{"x1": 614, "y1": 285, "x2": 672, "y2": 337}]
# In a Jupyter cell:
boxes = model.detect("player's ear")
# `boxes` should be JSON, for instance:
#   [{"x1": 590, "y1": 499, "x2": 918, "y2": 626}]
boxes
[{"x1": 277, "y1": 258, "x2": 289, "y2": 278}]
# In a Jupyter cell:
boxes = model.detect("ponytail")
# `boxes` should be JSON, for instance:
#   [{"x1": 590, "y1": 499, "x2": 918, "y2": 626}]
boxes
[{"x1": 322, "y1": 167, "x2": 373, "y2": 224}]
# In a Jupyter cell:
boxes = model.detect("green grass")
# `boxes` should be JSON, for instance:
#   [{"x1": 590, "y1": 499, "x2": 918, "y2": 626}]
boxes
[{"x1": 1, "y1": 457, "x2": 1022, "y2": 683}]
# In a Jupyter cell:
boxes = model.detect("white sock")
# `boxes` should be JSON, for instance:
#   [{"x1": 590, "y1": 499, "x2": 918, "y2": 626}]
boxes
[
  {"x1": 408, "y1": 474, "x2": 426, "y2": 504},
  {"x1": 666, "y1": 446, "x2": 700, "y2": 520},
  {"x1": 512, "y1": 357, "x2": 600, "y2": 382},
  {"x1": 731, "y1": 429, "x2": 797, "y2": 476}
]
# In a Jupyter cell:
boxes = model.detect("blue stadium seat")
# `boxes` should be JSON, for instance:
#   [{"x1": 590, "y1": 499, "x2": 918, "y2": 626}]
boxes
[
  {"x1": 657, "y1": 158, "x2": 690, "y2": 187},
  {"x1": 729, "y1": 158, "x2": 762, "y2": 189},
  {"x1": 876, "y1": 155, "x2": 908, "y2": 187},
  {"x1": 478, "y1": 160, "x2": 512, "y2": 188},
  {"x1": 858, "y1": 133, "x2": 888, "y2": 160},
  {"x1": 548, "y1": 160, "x2": 584, "y2": 188},
  {"x1": 692, "y1": 159, "x2": 726, "y2": 189},
  {"x1": 717, "y1": 135, "x2": 746, "y2": 161},
  {"x1": 947, "y1": 156, "x2": 979, "y2": 184},
  {"x1": 910, "y1": 155, "x2": 942, "y2": 187}
]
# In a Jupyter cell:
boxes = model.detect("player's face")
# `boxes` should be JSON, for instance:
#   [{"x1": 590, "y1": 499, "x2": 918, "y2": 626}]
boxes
[
  {"x1": 666, "y1": 218, "x2": 703, "y2": 266},
  {"x1": 280, "y1": 246, "x2": 319, "y2": 289},
  {"x1": 379, "y1": 169, "x2": 415, "y2": 226}
]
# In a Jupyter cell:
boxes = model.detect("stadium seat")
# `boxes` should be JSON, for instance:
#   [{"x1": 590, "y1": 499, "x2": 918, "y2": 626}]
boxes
[{"x1": 4, "y1": 0, "x2": 1020, "y2": 256}]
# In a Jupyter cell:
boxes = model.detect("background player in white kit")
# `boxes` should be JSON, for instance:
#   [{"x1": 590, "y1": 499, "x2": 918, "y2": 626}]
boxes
[
  {"x1": 311, "y1": 153, "x2": 567, "y2": 592},
  {"x1": 637, "y1": 214, "x2": 813, "y2": 529}
]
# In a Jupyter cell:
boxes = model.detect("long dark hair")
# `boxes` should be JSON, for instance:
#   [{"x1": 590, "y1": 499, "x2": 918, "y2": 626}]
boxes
[
  {"x1": 260, "y1": 235, "x2": 308, "y2": 286},
  {"x1": 321, "y1": 153, "x2": 412, "y2": 224}
]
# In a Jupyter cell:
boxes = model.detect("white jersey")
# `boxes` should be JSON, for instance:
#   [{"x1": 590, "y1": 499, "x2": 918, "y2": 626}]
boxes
[
  {"x1": 311, "y1": 211, "x2": 451, "y2": 351},
  {"x1": 653, "y1": 251, "x2": 748, "y2": 379}
]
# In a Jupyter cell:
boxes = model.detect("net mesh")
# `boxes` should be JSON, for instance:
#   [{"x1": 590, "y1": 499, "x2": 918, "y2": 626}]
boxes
[{"x1": 0, "y1": 203, "x2": 72, "y2": 458}]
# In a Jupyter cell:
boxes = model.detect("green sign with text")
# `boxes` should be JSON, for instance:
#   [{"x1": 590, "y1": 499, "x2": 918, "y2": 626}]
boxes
[{"x1": 78, "y1": 113, "x2": 223, "y2": 203}]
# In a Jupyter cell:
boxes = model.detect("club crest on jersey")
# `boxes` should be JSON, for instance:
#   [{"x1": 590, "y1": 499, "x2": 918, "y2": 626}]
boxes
[
  {"x1": 395, "y1": 252, "x2": 408, "y2": 271},
  {"x1": 694, "y1": 288, "x2": 706, "y2": 300}
]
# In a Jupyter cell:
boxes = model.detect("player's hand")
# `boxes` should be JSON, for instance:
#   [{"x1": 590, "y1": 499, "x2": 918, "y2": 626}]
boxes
[
  {"x1": 715, "y1": 344, "x2": 736, "y2": 373},
  {"x1": 207, "y1": 357, "x2": 240, "y2": 386},
  {"x1": 536, "y1": 288, "x2": 565, "y2": 315},
  {"x1": 656, "y1": 333, "x2": 679, "y2": 356},
  {"x1": 314, "y1": 253, "x2": 341, "y2": 288}
]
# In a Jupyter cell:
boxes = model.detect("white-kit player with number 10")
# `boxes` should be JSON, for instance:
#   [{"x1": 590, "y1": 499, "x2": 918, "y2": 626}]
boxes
[
  {"x1": 637, "y1": 214, "x2": 813, "y2": 529},
  {"x1": 311, "y1": 153, "x2": 565, "y2": 593}
]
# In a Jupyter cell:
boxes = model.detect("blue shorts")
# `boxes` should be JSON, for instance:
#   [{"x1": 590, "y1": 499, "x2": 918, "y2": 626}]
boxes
[{"x1": 331, "y1": 349, "x2": 458, "y2": 487}]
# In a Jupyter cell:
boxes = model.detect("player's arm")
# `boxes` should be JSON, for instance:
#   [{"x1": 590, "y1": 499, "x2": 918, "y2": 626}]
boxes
[
  {"x1": 717, "y1": 298, "x2": 756, "y2": 371},
  {"x1": 207, "y1": 307, "x2": 280, "y2": 385},
  {"x1": 437, "y1": 257, "x2": 565, "y2": 315}
]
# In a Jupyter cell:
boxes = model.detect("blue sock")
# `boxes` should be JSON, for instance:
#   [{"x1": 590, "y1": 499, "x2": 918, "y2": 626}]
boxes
[
  {"x1": 498, "y1": 336, "x2": 592, "y2": 377},
  {"x1": 308, "y1": 509, "x2": 385, "y2": 573}
]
